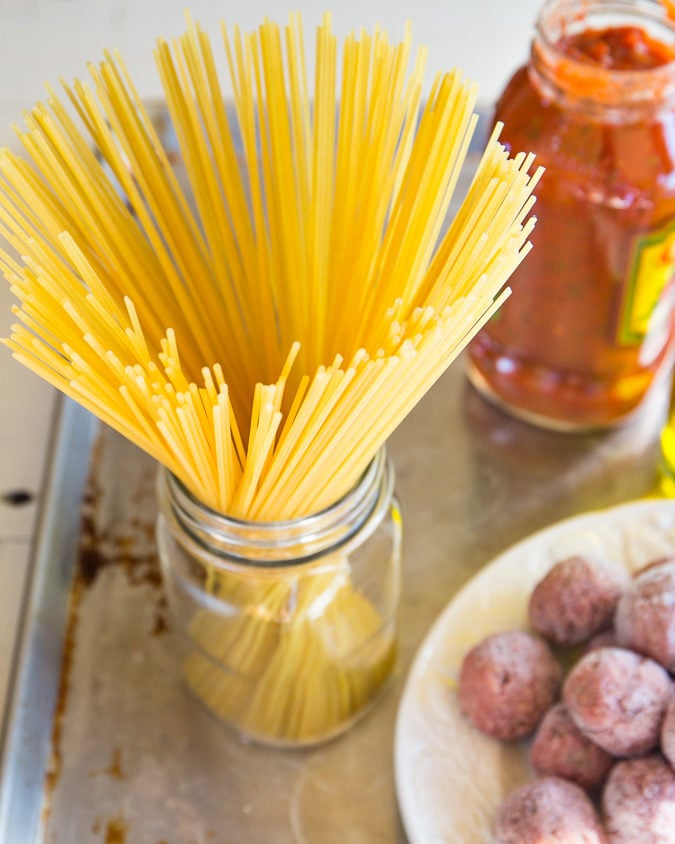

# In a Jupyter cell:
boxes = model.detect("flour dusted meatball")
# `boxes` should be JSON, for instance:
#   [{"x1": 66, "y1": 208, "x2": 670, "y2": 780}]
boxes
[
  {"x1": 584, "y1": 629, "x2": 619, "y2": 653},
  {"x1": 602, "y1": 754, "x2": 675, "y2": 843},
  {"x1": 531, "y1": 703, "x2": 614, "y2": 791},
  {"x1": 495, "y1": 777, "x2": 606, "y2": 844},
  {"x1": 458, "y1": 631, "x2": 562, "y2": 740},
  {"x1": 616, "y1": 562, "x2": 675, "y2": 672},
  {"x1": 634, "y1": 555, "x2": 675, "y2": 578},
  {"x1": 661, "y1": 697, "x2": 675, "y2": 771},
  {"x1": 563, "y1": 647, "x2": 672, "y2": 758},
  {"x1": 529, "y1": 555, "x2": 629, "y2": 646}
]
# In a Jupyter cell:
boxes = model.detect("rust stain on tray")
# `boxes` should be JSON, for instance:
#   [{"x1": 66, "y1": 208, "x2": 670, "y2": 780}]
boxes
[
  {"x1": 92, "y1": 817, "x2": 128, "y2": 843},
  {"x1": 104, "y1": 747, "x2": 126, "y2": 781},
  {"x1": 42, "y1": 577, "x2": 83, "y2": 810},
  {"x1": 78, "y1": 510, "x2": 162, "y2": 592},
  {"x1": 103, "y1": 817, "x2": 128, "y2": 843},
  {"x1": 41, "y1": 435, "x2": 168, "y2": 829}
]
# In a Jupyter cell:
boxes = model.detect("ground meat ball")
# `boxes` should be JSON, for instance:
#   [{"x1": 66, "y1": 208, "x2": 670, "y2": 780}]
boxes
[
  {"x1": 584, "y1": 629, "x2": 619, "y2": 653},
  {"x1": 458, "y1": 630, "x2": 562, "y2": 740},
  {"x1": 661, "y1": 697, "x2": 675, "y2": 770},
  {"x1": 602, "y1": 754, "x2": 675, "y2": 843},
  {"x1": 529, "y1": 555, "x2": 630, "y2": 646},
  {"x1": 530, "y1": 703, "x2": 614, "y2": 791},
  {"x1": 616, "y1": 562, "x2": 675, "y2": 672},
  {"x1": 495, "y1": 777, "x2": 607, "y2": 844},
  {"x1": 563, "y1": 647, "x2": 672, "y2": 758},
  {"x1": 633, "y1": 556, "x2": 675, "y2": 578}
]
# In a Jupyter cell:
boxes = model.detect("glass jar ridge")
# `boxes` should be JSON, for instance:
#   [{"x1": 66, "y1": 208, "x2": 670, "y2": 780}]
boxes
[
  {"x1": 159, "y1": 447, "x2": 389, "y2": 565},
  {"x1": 156, "y1": 448, "x2": 402, "y2": 747}
]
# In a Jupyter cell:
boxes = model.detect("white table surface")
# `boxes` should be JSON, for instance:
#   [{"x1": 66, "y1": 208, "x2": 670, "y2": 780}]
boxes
[{"x1": 0, "y1": 0, "x2": 540, "y2": 731}]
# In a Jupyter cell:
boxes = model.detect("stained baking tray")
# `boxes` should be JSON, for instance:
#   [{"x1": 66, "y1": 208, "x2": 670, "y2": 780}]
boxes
[
  {"x1": 0, "y1": 396, "x2": 97, "y2": 842},
  {"x1": 0, "y1": 355, "x2": 667, "y2": 843},
  {"x1": 0, "y1": 98, "x2": 670, "y2": 843}
]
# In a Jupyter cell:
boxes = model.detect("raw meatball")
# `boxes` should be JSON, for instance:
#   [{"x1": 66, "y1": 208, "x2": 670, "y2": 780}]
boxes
[
  {"x1": 531, "y1": 703, "x2": 614, "y2": 791},
  {"x1": 616, "y1": 562, "x2": 675, "y2": 671},
  {"x1": 529, "y1": 555, "x2": 629, "y2": 646},
  {"x1": 633, "y1": 555, "x2": 675, "y2": 578},
  {"x1": 495, "y1": 776, "x2": 606, "y2": 844},
  {"x1": 661, "y1": 697, "x2": 675, "y2": 770},
  {"x1": 602, "y1": 754, "x2": 675, "y2": 843},
  {"x1": 584, "y1": 629, "x2": 619, "y2": 653},
  {"x1": 563, "y1": 647, "x2": 672, "y2": 758},
  {"x1": 458, "y1": 631, "x2": 562, "y2": 740}
]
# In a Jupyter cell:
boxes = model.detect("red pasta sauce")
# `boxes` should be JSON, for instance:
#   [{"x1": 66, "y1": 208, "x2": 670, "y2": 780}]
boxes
[{"x1": 468, "y1": 17, "x2": 675, "y2": 429}]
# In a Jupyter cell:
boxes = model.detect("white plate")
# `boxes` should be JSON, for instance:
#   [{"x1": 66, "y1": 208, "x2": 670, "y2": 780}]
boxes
[{"x1": 394, "y1": 498, "x2": 675, "y2": 844}]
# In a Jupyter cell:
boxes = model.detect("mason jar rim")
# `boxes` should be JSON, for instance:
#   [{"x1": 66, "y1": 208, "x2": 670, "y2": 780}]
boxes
[
  {"x1": 530, "y1": 0, "x2": 675, "y2": 114},
  {"x1": 158, "y1": 447, "x2": 395, "y2": 568}
]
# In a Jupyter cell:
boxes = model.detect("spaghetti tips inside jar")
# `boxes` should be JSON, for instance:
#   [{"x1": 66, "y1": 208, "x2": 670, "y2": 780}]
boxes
[
  {"x1": 156, "y1": 449, "x2": 401, "y2": 747},
  {"x1": 468, "y1": 0, "x2": 675, "y2": 430}
]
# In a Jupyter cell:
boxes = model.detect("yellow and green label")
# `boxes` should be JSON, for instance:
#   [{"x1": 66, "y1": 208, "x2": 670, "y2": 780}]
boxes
[{"x1": 618, "y1": 219, "x2": 675, "y2": 346}]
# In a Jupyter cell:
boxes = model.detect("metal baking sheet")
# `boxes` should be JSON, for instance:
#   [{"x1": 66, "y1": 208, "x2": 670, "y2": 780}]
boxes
[
  {"x1": 0, "y1": 101, "x2": 670, "y2": 844},
  {"x1": 0, "y1": 396, "x2": 97, "y2": 843},
  {"x1": 0, "y1": 358, "x2": 668, "y2": 844}
]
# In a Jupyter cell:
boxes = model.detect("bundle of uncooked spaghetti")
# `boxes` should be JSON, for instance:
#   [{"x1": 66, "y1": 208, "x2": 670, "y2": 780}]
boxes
[{"x1": 0, "y1": 12, "x2": 540, "y2": 743}]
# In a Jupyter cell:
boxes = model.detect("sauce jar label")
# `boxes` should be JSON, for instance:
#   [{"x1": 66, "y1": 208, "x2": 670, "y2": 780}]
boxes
[{"x1": 618, "y1": 221, "x2": 675, "y2": 354}]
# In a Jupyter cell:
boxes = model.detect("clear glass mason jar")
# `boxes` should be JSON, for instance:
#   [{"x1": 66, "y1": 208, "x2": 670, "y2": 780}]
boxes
[
  {"x1": 468, "y1": 0, "x2": 675, "y2": 430},
  {"x1": 155, "y1": 448, "x2": 402, "y2": 747}
]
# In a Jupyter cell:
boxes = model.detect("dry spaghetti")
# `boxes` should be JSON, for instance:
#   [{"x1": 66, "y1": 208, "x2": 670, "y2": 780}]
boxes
[{"x1": 0, "y1": 13, "x2": 540, "y2": 743}]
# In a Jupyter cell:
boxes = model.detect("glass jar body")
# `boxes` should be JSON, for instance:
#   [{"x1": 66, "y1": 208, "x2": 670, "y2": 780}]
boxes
[
  {"x1": 155, "y1": 449, "x2": 401, "y2": 748},
  {"x1": 468, "y1": 0, "x2": 675, "y2": 430}
]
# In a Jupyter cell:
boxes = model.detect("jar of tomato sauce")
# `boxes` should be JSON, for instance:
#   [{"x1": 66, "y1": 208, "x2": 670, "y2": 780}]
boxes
[{"x1": 468, "y1": 0, "x2": 675, "y2": 430}]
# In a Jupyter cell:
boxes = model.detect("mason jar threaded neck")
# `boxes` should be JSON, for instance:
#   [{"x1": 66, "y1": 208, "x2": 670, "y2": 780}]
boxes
[
  {"x1": 157, "y1": 448, "x2": 393, "y2": 568},
  {"x1": 529, "y1": 0, "x2": 675, "y2": 118}
]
